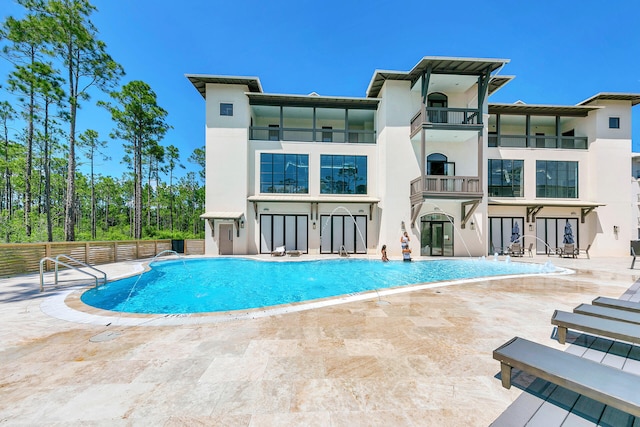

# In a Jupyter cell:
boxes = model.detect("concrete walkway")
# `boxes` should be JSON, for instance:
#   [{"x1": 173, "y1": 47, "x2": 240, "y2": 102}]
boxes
[{"x1": 0, "y1": 255, "x2": 638, "y2": 426}]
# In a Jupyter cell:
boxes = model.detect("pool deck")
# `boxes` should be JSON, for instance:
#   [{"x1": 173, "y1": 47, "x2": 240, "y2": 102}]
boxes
[{"x1": 1, "y1": 254, "x2": 639, "y2": 426}]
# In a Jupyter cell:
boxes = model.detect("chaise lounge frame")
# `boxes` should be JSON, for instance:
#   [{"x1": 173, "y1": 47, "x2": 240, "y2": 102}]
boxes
[{"x1": 493, "y1": 336, "x2": 640, "y2": 417}]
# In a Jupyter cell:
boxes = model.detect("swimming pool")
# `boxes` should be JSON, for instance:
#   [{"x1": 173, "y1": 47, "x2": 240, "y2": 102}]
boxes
[{"x1": 80, "y1": 258, "x2": 557, "y2": 315}]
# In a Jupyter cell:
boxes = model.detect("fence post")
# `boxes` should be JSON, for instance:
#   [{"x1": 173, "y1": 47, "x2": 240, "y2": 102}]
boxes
[
  {"x1": 45, "y1": 243, "x2": 51, "y2": 271},
  {"x1": 136, "y1": 240, "x2": 140, "y2": 259},
  {"x1": 114, "y1": 241, "x2": 118, "y2": 263},
  {"x1": 85, "y1": 242, "x2": 90, "y2": 263}
]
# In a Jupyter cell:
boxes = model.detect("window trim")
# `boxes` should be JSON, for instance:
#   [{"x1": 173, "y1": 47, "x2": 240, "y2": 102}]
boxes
[
  {"x1": 609, "y1": 117, "x2": 620, "y2": 129},
  {"x1": 535, "y1": 160, "x2": 578, "y2": 199},
  {"x1": 220, "y1": 103, "x2": 233, "y2": 116}
]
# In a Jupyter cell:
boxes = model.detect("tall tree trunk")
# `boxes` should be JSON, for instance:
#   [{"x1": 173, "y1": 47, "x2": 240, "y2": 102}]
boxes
[
  {"x1": 90, "y1": 147, "x2": 96, "y2": 239},
  {"x1": 24, "y1": 48, "x2": 36, "y2": 238},
  {"x1": 146, "y1": 154, "x2": 151, "y2": 228},
  {"x1": 169, "y1": 169, "x2": 174, "y2": 235},
  {"x1": 64, "y1": 41, "x2": 79, "y2": 241},
  {"x1": 44, "y1": 98, "x2": 52, "y2": 242},
  {"x1": 134, "y1": 137, "x2": 142, "y2": 239}
]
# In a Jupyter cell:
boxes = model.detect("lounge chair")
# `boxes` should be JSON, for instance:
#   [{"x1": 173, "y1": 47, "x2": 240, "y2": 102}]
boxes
[
  {"x1": 287, "y1": 250, "x2": 302, "y2": 257},
  {"x1": 270, "y1": 246, "x2": 285, "y2": 257},
  {"x1": 493, "y1": 336, "x2": 640, "y2": 417},
  {"x1": 527, "y1": 242, "x2": 533, "y2": 257},
  {"x1": 508, "y1": 243, "x2": 523, "y2": 257},
  {"x1": 551, "y1": 309, "x2": 640, "y2": 345}
]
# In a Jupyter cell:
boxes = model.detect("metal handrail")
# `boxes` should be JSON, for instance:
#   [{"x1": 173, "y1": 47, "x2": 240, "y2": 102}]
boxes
[{"x1": 39, "y1": 255, "x2": 107, "y2": 292}]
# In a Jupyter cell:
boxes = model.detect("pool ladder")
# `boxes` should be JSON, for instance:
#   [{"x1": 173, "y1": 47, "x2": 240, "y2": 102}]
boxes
[{"x1": 39, "y1": 254, "x2": 107, "y2": 292}]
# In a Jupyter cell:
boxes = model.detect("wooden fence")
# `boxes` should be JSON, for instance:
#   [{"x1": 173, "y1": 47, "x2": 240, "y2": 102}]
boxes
[{"x1": 0, "y1": 239, "x2": 205, "y2": 277}]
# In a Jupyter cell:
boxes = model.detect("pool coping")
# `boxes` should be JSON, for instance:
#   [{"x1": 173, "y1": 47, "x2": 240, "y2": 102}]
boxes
[{"x1": 40, "y1": 258, "x2": 574, "y2": 327}]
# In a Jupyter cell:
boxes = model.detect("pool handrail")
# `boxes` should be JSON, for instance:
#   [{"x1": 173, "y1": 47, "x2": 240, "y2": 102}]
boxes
[{"x1": 39, "y1": 254, "x2": 107, "y2": 292}]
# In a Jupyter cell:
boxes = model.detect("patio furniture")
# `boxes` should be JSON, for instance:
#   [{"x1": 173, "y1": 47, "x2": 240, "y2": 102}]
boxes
[
  {"x1": 287, "y1": 250, "x2": 302, "y2": 257},
  {"x1": 579, "y1": 244, "x2": 591, "y2": 259},
  {"x1": 551, "y1": 310, "x2": 640, "y2": 345},
  {"x1": 508, "y1": 243, "x2": 523, "y2": 257},
  {"x1": 270, "y1": 246, "x2": 286, "y2": 256},
  {"x1": 592, "y1": 296, "x2": 640, "y2": 313},
  {"x1": 527, "y1": 243, "x2": 533, "y2": 257},
  {"x1": 573, "y1": 303, "x2": 640, "y2": 326},
  {"x1": 557, "y1": 244, "x2": 578, "y2": 258},
  {"x1": 493, "y1": 336, "x2": 640, "y2": 417}
]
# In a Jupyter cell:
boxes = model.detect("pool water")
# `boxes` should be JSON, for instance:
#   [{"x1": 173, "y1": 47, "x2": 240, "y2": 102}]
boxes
[{"x1": 81, "y1": 258, "x2": 556, "y2": 314}]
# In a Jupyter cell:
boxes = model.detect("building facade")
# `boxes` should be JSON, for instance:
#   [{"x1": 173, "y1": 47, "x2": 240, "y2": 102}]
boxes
[{"x1": 188, "y1": 56, "x2": 639, "y2": 258}]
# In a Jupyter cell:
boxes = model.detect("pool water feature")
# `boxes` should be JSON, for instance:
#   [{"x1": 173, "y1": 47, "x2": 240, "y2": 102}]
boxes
[{"x1": 81, "y1": 258, "x2": 557, "y2": 314}]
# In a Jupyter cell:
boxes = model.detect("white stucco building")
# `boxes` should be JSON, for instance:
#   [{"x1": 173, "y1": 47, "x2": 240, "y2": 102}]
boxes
[{"x1": 188, "y1": 56, "x2": 640, "y2": 258}]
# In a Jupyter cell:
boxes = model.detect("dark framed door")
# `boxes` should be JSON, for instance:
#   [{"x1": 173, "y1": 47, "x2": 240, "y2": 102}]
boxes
[{"x1": 420, "y1": 213, "x2": 454, "y2": 256}]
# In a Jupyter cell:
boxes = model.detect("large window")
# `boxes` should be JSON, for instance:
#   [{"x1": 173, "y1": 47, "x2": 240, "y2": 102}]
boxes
[
  {"x1": 536, "y1": 160, "x2": 578, "y2": 198},
  {"x1": 536, "y1": 218, "x2": 578, "y2": 255},
  {"x1": 489, "y1": 217, "x2": 524, "y2": 255},
  {"x1": 260, "y1": 153, "x2": 309, "y2": 193},
  {"x1": 260, "y1": 215, "x2": 308, "y2": 253},
  {"x1": 320, "y1": 155, "x2": 367, "y2": 194},
  {"x1": 319, "y1": 214, "x2": 367, "y2": 254},
  {"x1": 488, "y1": 159, "x2": 524, "y2": 197}
]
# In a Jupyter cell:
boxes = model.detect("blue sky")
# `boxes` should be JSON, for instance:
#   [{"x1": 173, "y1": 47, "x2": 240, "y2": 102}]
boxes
[{"x1": 2, "y1": 0, "x2": 640, "y2": 179}]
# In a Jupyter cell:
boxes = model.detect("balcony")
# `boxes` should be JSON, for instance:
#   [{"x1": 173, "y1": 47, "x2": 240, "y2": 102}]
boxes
[
  {"x1": 250, "y1": 127, "x2": 376, "y2": 144},
  {"x1": 410, "y1": 175, "x2": 482, "y2": 204},
  {"x1": 488, "y1": 134, "x2": 588, "y2": 149},
  {"x1": 410, "y1": 107, "x2": 481, "y2": 136}
]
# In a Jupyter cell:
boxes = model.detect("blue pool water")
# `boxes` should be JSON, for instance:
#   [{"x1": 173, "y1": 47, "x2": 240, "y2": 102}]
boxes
[{"x1": 81, "y1": 258, "x2": 556, "y2": 314}]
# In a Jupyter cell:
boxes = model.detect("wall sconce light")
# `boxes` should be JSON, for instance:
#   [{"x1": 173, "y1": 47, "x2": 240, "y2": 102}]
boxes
[
  {"x1": 529, "y1": 224, "x2": 534, "y2": 231},
  {"x1": 358, "y1": 209, "x2": 364, "y2": 213},
  {"x1": 312, "y1": 221, "x2": 316, "y2": 230},
  {"x1": 570, "y1": 211, "x2": 577, "y2": 216},
  {"x1": 401, "y1": 221, "x2": 406, "y2": 232},
  {"x1": 240, "y1": 220, "x2": 245, "y2": 229},
  {"x1": 614, "y1": 225, "x2": 619, "y2": 234},
  {"x1": 470, "y1": 220, "x2": 475, "y2": 231},
  {"x1": 263, "y1": 207, "x2": 269, "y2": 211}
]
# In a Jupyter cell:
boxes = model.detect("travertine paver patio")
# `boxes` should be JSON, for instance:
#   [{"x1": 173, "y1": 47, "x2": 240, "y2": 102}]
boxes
[{"x1": 0, "y1": 255, "x2": 638, "y2": 426}]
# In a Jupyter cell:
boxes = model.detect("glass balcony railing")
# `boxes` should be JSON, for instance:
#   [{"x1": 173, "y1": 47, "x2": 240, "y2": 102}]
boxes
[{"x1": 250, "y1": 127, "x2": 376, "y2": 143}]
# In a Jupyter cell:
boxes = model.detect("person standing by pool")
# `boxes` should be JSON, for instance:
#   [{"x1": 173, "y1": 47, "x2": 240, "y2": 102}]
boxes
[
  {"x1": 381, "y1": 245, "x2": 389, "y2": 262},
  {"x1": 401, "y1": 231, "x2": 411, "y2": 261}
]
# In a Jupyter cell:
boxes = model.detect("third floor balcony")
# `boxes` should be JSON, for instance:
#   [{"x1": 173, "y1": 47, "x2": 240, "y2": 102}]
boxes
[{"x1": 410, "y1": 107, "x2": 482, "y2": 137}]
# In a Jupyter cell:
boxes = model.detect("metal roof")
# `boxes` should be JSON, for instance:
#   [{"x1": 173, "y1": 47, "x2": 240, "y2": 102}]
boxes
[
  {"x1": 488, "y1": 103, "x2": 600, "y2": 117},
  {"x1": 366, "y1": 56, "x2": 510, "y2": 98},
  {"x1": 247, "y1": 92, "x2": 379, "y2": 109},
  {"x1": 186, "y1": 74, "x2": 263, "y2": 99},
  {"x1": 488, "y1": 76, "x2": 515, "y2": 96},
  {"x1": 199, "y1": 211, "x2": 244, "y2": 219},
  {"x1": 578, "y1": 92, "x2": 640, "y2": 107}
]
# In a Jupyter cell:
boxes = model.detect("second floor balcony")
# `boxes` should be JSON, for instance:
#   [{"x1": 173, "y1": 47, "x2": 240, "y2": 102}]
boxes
[
  {"x1": 410, "y1": 107, "x2": 481, "y2": 136},
  {"x1": 410, "y1": 175, "x2": 482, "y2": 204}
]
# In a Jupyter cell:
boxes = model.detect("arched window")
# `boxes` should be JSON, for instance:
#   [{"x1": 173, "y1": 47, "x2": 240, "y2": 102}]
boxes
[
  {"x1": 427, "y1": 153, "x2": 454, "y2": 176},
  {"x1": 427, "y1": 92, "x2": 448, "y2": 123}
]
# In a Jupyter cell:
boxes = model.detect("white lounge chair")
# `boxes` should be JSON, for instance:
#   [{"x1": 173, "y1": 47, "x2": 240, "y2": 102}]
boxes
[{"x1": 271, "y1": 246, "x2": 285, "y2": 257}]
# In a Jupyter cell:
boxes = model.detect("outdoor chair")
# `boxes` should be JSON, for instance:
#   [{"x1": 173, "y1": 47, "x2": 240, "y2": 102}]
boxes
[
  {"x1": 527, "y1": 243, "x2": 533, "y2": 257},
  {"x1": 560, "y1": 243, "x2": 578, "y2": 258},
  {"x1": 508, "y1": 243, "x2": 523, "y2": 257}
]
